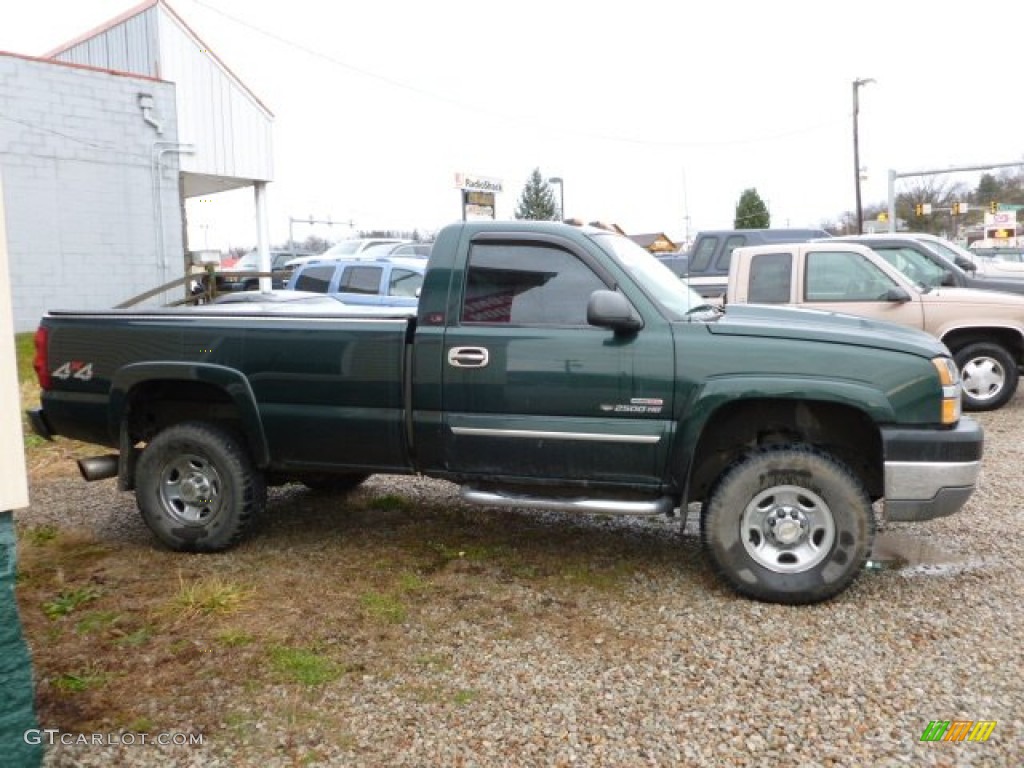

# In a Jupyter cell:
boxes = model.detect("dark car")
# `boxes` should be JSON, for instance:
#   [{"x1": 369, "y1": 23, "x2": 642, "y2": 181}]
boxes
[
  {"x1": 216, "y1": 249, "x2": 313, "y2": 292},
  {"x1": 682, "y1": 228, "x2": 832, "y2": 297},
  {"x1": 824, "y1": 235, "x2": 1024, "y2": 296},
  {"x1": 657, "y1": 253, "x2": 689, "y2": 278}
]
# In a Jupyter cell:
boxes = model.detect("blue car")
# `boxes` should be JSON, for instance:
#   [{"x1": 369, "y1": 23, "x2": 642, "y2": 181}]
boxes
[{"x1": 285, "y1": 256, "x2": 425, "y2": 306}]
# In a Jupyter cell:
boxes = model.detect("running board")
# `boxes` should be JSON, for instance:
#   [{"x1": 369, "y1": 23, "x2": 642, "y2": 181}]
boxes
[{"x1": 460, "y1": 487, "x2": 674, "y2": 516}]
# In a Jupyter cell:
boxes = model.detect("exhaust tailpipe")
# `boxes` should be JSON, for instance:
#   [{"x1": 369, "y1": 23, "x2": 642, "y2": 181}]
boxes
[{"x1": 78, "y1": 454, "x2": 119, "y2": 482}]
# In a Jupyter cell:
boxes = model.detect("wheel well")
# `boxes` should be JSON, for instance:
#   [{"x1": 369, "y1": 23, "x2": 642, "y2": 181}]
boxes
[
  {"x1": 124, "y1": 380, "x2": 241, "y2": 444},
  {"x1": 941, "y1": 328, "x2": 1024, "y2": 363},
  {"x1": 686, "y1": 398, "x2": 882, "y2": 504}
]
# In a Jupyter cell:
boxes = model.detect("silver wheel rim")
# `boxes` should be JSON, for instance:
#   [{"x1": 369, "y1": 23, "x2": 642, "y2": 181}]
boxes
[
  {"x1": 740, "y1": 484, "x2": 836, "y2": 573},
  {"x1": 158, "y1": 453, "x2": 224, "y2": 526},
  {"x1": 961, "y1": 356, "x2": 1005, "y2": 403}
]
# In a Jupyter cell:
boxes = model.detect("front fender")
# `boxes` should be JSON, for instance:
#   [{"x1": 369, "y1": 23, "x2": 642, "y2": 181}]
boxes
[
  {"x1": 671, "y1": 375, "x2": 895, "y2": 488},
  {"x1": 109, "y1": 362, "x2": 269, "y2": 466}
]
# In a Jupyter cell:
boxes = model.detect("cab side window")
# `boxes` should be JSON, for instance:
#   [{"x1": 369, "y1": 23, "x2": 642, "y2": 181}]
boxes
[
  {"x1": 805, "y1": 250, "x2": 899, "y2": 301},
  {"x1": 748, "y1": 252, "x2": 792, "y2": 303},
  {"x1": 389, "y1": 268, "x2": 422, "y2": 297},
  {"x1": 715, "y1": 235, "x2": 747, "y2": 271},
  {"x1": 688, "y1": 237, "x2": 719, "y2": 273},
  {"x1": 293, "y1": 265, "x2": 335, "y2": 293},
  {"x1": 461, "y1": 243, "x2": 606, "y2": 325},
  {"x1": 340, "y1": 266, "x2": 383, "y2": 294}
]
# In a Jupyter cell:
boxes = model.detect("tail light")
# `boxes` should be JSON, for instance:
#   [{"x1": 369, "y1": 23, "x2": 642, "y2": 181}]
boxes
[{"x1": 33, "y1": 326, "x2": 51, "y2": 390}]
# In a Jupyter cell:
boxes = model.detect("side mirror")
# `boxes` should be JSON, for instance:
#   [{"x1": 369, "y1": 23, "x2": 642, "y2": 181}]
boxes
[
  {"x1": 954, "y1": 256, "x2": 976, "y2": 272},
  {"x1": 587, "y1": 290, "x2": 643, "y2": 333},
  {"x1": 884, "y1": 287, "x2": 912, "y2": 303}
]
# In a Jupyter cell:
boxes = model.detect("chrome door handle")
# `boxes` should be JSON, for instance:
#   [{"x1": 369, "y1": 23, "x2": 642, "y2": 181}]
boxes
[{"x1": 447, "y1": 346, "x2": 490, "y2": 368}]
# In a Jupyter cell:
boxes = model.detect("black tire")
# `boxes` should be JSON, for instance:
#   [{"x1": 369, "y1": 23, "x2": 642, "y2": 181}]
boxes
[
  {"x1": 701, "y1": 445, "x2": 874, "y2": 605},
  {"x1": 300, "y1": 473, "x2": 370, "y2": 493},
  {"x1": 953, "y1": 342, "x2": 1018, "y2": 412},
  {"x1": 135, "y1": 422, "x2": 266, "y2": 552}
]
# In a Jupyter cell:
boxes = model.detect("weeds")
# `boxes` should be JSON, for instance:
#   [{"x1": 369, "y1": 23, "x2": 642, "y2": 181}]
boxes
[
  {"x1": 360, "y1": 591, "x2": 407, "y2": 624},
  {"x1": 268, "y1": 646, "x2": 345, "y2": 686},
  {"x1": 367, "y1": 494, "x2": 411, "y2": 512},
  {"x1": 114, "y1": 627, "x2": 152, "y2": 648},
  {"x1": 217, "y1": 629, "x2": 255, "y2": 647},
  {"x1": 171, "y1": 573, "x2": 250, "y2": 618},
  {"x1": 53, "y1": 667, "x2": 108, "y2": 693},
  {"x1": 43, "y1": 586, "x2": 100, "y2": 620},
  {"x1": 25, "y1": 524, "x2": 59, "y2": 545},
  {"x1": 74, "y1": 610, "x2": 121, "y2": 635}
]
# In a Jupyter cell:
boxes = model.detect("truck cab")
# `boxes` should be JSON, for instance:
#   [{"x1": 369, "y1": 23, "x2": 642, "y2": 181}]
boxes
[{"x1": 682, "y1": 228, "x2": 831, "y2": 297}]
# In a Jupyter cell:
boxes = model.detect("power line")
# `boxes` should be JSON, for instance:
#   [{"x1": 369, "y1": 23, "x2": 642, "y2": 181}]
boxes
[{"x1": 184, "y1": 0, "x2": 843, "y2": 151}]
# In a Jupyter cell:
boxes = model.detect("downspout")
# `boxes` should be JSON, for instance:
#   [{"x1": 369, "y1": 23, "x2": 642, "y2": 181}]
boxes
[
  {"x1": 137, "y1": 93, "x2": 164, "y2": 135},
  {"x1": 151, "y1": 142, "x2": 195, "y2": 282}
]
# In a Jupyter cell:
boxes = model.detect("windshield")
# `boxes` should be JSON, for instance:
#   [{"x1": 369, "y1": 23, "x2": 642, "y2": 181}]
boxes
[
  {"x1": 592, "y1": 233, "x2": 706, "y2": 318},
  {"x1": 925, "y1": 237, "x2": 973, "y2": 265},
  {"x1": 872, "y1": 246, "x2": 947, "y2": 289},
  {"x1": 323, "y1": 241, "x2": 363, "y2": 257}
]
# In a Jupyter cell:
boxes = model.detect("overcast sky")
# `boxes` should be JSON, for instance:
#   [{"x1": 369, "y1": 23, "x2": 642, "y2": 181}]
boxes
[{"x1": 2, "y1": 0, "x2": 1023, "y2": 251}]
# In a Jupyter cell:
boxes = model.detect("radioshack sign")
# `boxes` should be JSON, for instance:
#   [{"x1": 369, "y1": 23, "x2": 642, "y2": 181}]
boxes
[
  {"x1": 454, "y1": 173, "x2": 503, "y2": 194},
  {"x1": 455, "y1": 172, "x2": 502, "y2": 220}
]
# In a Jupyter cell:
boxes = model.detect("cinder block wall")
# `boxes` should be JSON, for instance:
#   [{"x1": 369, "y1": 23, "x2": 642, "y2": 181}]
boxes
[{"x1": 0, "y1": 55, "x2": 182, "y2": 331}]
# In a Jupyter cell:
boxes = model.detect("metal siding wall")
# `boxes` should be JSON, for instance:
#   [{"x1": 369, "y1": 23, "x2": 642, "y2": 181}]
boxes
[
  {"x1": 52, "y1": 9, "x2": 159, "y2": 78},
  {"x1": 158, "y1": 9, "x2": 271, "y2": 182},
  {"x1": 51, "y1": 5, "x2": 272, "y2": 185}
]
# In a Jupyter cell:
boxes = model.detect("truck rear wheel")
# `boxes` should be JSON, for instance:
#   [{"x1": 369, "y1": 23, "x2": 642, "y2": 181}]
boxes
[
  {"x1": 954, "y1": 342, "x2": 1017, "y2": 411},
  {"x1": 135, "y1": 421, "x2": 266, "y2": 552},
  {"x1": 701, "y1": 445, "x2": 874, "y2": 604}
]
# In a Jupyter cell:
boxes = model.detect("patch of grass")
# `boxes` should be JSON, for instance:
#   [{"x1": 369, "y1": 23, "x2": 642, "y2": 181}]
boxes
[
  {"x1": 453, "y1": 689, "x2": 478, "y2": 706},
  {"x1": 360, "y1": 591, "x2": 407, "y2": 624},
  {"x1": 114, "y1": 627, "x2": 152, "y2": 648},
  {"x1": 397, "y1": 571, "x2": 429, "y2": 593},
  {"x1": 367, "y1": 494, "x2": 412, "y2": 512},
  {"x1": 427, "y1": 541, "x2": 507, "y2": 566},
  {"x1": 170, "y1": 573, "x2": 250, "y2": 618},
  {"x1": 125, "y1": 717, "x2": 155, "y2": 733},
  {"x1": 559, "y1": 561, "x2": 634, "y2": 591},
  {"x1": 15, "y1": 332, "x2": 36, "y2": 384},
  {"x1": 43, "y1": 586, "x2": 100, "y2": 620},
  {"x1": 216, "y1": 629, "x2": 255, "y2": 647},
  {"x1": 53, "y1": 668, "x2": 108, "y2": 693},
  {"x1": 24, "y1": 524, "x2": 59, "y2": 546},
  {"x1": 75, "y1": 610, "x2": 121, "y2": 635},
  {"x1": 268, "y1": 646, "x2": 345, "y2": 686}
]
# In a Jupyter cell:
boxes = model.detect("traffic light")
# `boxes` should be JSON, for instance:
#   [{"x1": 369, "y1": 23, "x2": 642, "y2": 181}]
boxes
[
  {"x1": 990, "y1": 201, "x2": 998, "y2": 214},
  {"x1": 914, "y1": 203, "x2": 924, "y2": 216},
  {"x1": 951, "y1": 202, "x2": 961, "y2": 215}
]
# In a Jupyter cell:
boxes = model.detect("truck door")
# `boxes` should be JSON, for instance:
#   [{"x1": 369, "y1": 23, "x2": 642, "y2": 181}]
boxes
[
  {"x1": 438, "y1": 236, "x2": 676, "y2": 488},
  {"x1": 796, "y1": 248, "x2": 925, "y2": 327}
]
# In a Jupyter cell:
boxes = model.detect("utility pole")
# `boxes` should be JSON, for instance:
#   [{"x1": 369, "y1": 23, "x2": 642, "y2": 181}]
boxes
[{"x1": 852, "y1": 78, "x2": 875, "y2": 235}]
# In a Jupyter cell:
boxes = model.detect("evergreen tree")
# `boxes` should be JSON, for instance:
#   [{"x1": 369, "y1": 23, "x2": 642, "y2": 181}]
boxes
[
  {"x1": 734, "y1": 188, "x2": 770, "y2": 229},
  {"x1": 514, "y1": 168, "x2": 559, "y2": 220}
]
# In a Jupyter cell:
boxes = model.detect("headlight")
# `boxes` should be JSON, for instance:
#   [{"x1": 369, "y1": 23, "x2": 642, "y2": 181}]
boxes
[{"x1": 931, "y1": 356, "x2": 961, "y2": 425}]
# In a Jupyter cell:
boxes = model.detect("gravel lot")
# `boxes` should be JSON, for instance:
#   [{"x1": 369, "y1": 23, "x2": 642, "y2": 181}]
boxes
[{"x1": 13, "y1": 396, "x2": 1023, "y2": 767}]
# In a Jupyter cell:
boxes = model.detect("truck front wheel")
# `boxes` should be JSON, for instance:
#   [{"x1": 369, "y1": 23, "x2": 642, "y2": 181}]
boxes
[
  {"x1": 954, "y1": 342, "x2": 1017, "y2": 411},
  {"x1": 701, "y1": 445, "x2": 874, "y2": 604},
  {"x1": 135, "y1": 422, "x2": 266, "y2": 552}
]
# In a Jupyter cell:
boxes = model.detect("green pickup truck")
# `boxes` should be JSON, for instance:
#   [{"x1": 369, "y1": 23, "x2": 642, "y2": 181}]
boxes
[{"x1": 28, "y1": 220, "x2": 983, "y2": 604}]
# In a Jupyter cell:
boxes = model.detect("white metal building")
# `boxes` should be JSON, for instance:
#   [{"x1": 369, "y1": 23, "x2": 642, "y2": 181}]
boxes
[{"x1": 0, "y1": 0, "x2": 273, "y2": 331}]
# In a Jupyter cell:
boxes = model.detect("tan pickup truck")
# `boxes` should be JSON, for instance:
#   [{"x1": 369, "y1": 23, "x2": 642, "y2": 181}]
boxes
[{"x1": 727, "y1": 241, "x2": 1024, "y2": 411}]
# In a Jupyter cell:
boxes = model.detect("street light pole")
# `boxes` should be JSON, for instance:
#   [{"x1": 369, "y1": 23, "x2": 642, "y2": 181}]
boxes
[
  {"x1": 852, "y1": 77, "x2": 875, "y2": 234},
  {"x1": 547, "y1": 176, "x2": 564, "y2": 221}
]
